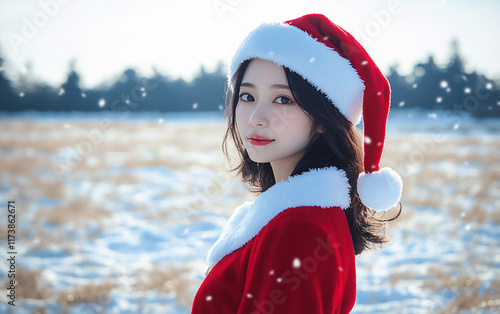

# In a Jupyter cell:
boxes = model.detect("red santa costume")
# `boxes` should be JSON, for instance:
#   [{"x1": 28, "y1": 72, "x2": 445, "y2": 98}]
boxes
[{"x1": 192, "y1": 13, "x2": 403, "y2": 314}]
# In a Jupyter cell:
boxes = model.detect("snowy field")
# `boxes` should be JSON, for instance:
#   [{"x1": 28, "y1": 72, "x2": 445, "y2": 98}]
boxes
[{"x1": 0, "y1": 110, "x2": 499, "y2": 313}]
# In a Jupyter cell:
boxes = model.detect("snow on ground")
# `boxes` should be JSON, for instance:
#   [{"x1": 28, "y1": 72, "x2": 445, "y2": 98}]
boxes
[{"x1": 0, "y1": 110, "x2": 499, "y2": 313}]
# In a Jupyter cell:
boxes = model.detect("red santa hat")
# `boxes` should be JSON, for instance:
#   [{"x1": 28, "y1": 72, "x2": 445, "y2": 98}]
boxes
[{"x1": 228, "y1": 13, "x2": 402, "y2": 212}]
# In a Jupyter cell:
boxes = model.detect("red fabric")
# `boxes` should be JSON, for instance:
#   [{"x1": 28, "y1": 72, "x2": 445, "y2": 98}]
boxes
[
  {"x1": 285, "y1": 14, "x2": 391, "y2": 173},
  {"x1": 191, "y1": 206, "x2": 356, "y2": 313}
]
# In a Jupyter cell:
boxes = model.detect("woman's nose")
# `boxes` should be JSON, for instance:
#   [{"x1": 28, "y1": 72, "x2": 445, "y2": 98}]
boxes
[{"x1": 248, "y1": 102, "x2": 269, "y2": 127}]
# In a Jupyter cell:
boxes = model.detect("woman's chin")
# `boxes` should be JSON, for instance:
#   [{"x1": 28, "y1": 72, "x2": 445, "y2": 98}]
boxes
[{"x1": 247, "y1": 153, "x2": 270, "y2": 164}]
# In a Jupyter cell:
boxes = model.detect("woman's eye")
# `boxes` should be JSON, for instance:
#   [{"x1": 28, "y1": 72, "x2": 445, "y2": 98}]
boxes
[
  {"x1": 240, "y1": 93, "x2": 254, "y2": 102},
  {"x1": 275, "y1": 96, "x2": 294, "y2": 105}
]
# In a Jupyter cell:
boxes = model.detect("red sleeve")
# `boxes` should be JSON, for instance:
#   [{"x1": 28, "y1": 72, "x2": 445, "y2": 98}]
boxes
[{"x1": 236, "y1": 211, "x2": 355, "y2": 314}]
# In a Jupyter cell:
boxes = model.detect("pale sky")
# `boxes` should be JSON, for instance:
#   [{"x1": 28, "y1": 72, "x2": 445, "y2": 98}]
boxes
[{"x1": 0, "y1": 0, "x2": 499, "y2": 89}]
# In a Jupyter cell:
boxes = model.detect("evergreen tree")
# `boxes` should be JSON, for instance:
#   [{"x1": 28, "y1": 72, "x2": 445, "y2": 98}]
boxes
[{"x1": 0, "y1": 55, "x2": 18, "y2": 111}]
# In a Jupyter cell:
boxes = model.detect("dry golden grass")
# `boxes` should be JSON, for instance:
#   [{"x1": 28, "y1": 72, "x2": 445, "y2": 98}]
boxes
[
  {"x1": 388, "y1": 267, "x2": 419, "y2": 286},
  {"x1": 381, "y1": 126, "x2": 500, "y2": 312},
  {"x1": 382, "y1": 131, "x2": 500, "y2": 224},
  {"x1": 9, "y1": 175, "x2": 66, "y2": 201},
  {"x1": 424, "y1": 266, "x2": 500, "y2": 313},
  {"x1": 32, "y1": 197, "x2": 111, "y2": 228},
  {"x1": 55, "y1": 279, "x2": 116, "y2": 307},
  {"x1": 0, "y1": 154, "x2": 42, "y2": 176},
  {"x1": 1, "y1": 118, "x2": 498, "y2": 311},
  {"x1": 25, "y1": 229, "x2": 77, "y2": 253},
  {"x1": 135, "y1": 265, "x2": 195, "y2": 308},
  {"x1": 3, "y1": 267, "x2": 51, "y2": 300},
  {"x1": 96, "y1": 171, "x2": 142, "y2": 186},
  {"x1": 0, "y1": 119, "x2": 225, "y2": 310}
]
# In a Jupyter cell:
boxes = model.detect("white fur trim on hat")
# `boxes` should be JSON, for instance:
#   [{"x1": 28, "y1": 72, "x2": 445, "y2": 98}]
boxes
[
  {"x1": 357, "y1": 167, "x2": 403, "y2": 212},
  {"x1": 229, "y1": 22, "x2": 365, "y2": 125}
]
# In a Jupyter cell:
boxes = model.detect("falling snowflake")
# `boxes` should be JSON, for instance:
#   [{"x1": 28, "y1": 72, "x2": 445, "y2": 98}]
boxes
[
  {"x1": 140, "y1": 87, "x2": 145, "y2": 92},
  {"x1": 361, "y1": 60, "x2": 368, "y2": 66},
  {"x1": 436, "y1": 97, "x2": 442, "y2": 103},
  {"x1": 246, "y1": 293, "x2": 253, "y2": 298},
  {"x1": 486, "y1": 83, "x2": 493, "y2": 90},
  {"x1": 58, "y1": 88, "x2": 65, "y2": 96},
  {"x1": 338, "y1": 267, "x2": 344, "y2": 272},
  {"x1": 193, "y1": 103, "x2": 198, "y2": 109},
  {"x1": 158, "y1": 118, "x2": 164, "y2": 124},
  {"x1": 19, "y1": 92, "x2": 25, "y2": 97},
  {"x1": 81, "y1": 92, "x2": 86, "y2": 98},
  {"x1": 364, "y1": 136, "x2": 372, "y2": 144},
  {"x1": 98, "y1": 99, "x2": 106, "y2": 107},
  {"x1": 293, "y1": 258, "x2": 301, "y2": 268},
  {"x1": 64, "y1": 123, "x2": 70, "y2": 129},
  {"x1": 446, "y1": 87, "x2": 451, "y2": 93},
  {"x1": 206, "y1": 295, "x2": 213, "y2": 301},
  {"x1": 460, "y1": 212, "x2": 466, "y2": 217},
  {"x1": 276, "y1": 277, "x2": 282, "y2": 283},
  {"x1": 412, "y1": 83, "x2": 418, "y2": 89},
  {"x1": 142, "y1": 92, "x2": 147, "y2": 97},
  {"x1": 453, "y1": 123, "x2": 459, "y2": 130},
  {"x1": 268, "y1": 51, "x2": 275, "y2": 56},
  {"x1": 269, "y1": 270, "x2": 275, "y2": 275},
  {"x1": 428, "y1": 113, "x2": 437, "y2": 118},
  {"x1": 183, "y1": 228, "x2": 189, "y2": 234},
  {"x1": 377, "y1": 91, "x2": 382, "y2": 96},
  {"x1": 218, "y1": 105, "x2": 223, "y2": 110},
  {"x1": 309, "y1": 57, "x2": 315, "y2": 63},
  {"x1": 398, "y1": 101, "x2": 405, "y2": 107},
  {"x1": 440, "y1": 81, "x2": 448, "y2": 88},
  {"x1": 464, "y1": 87, "x2": 471, "y2": 94}
]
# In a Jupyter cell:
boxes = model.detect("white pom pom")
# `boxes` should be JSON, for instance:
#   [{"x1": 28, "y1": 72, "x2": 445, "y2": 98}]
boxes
[{"x1": 357, "y1": 167, "x2": 403, "y2": 211}]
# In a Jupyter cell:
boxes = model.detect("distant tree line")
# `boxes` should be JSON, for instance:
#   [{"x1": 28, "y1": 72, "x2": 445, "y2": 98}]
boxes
[
  {"x1": 387, "y1": 41, "x2": 499, "y2": 117},
  {"x1": 0, "y1": 40, "x2": 499, "y2": 116},
  {"x1": 0, "y1": 59, "x2": 227, "y2": 112}
]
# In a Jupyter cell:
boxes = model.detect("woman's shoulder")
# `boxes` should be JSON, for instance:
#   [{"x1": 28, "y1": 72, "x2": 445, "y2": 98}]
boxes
[
  {"x1": 245, "y1": 204, "x2": 356, "y2": 300},
  {"x1": 268, "y1": 205, "x2": 349, "y2": 233},
  {"x1": 253, "y1": 205, "x2": 353, "y2": 253}
]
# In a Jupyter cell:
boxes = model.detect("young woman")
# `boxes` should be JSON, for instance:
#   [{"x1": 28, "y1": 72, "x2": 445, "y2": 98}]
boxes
[{"x1": 192, "y1": 13, "x2": 403, "y2": 313}]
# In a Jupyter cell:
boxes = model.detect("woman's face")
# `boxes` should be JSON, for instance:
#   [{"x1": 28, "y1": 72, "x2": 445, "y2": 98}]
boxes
[{"x1": 235, "y1": 59, "x2": 319, "y2": 172}]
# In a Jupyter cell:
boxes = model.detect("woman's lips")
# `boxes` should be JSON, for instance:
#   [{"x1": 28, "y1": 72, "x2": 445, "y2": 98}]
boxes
[
  {"x1": 249, "y1": 139, "x2": 274, "y2": 146},
  {"x1": 248, "y1": 134, "x2": 275, "y2": 146}
]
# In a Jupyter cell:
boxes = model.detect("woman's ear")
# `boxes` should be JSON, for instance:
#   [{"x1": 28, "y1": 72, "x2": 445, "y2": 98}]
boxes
[{"x1": 316, "y1": 125, "x2": 325, "y2": 133}]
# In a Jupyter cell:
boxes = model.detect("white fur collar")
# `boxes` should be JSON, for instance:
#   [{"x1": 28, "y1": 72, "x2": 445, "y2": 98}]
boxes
[{"x1": 207, "y1": 166, "x2": 351, "y2": 268}]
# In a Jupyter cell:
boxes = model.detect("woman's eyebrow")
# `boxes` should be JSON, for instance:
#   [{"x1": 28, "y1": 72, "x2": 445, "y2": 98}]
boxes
[
  {"x1": 271, "y1": 84, "x2": 290, "y2": 90},
  {"x1": 240, "y1": 82, "x2": 290, "y2": 90},
  {"x1": 240, "y1": 82, "x2": 255, "y2": 88}
]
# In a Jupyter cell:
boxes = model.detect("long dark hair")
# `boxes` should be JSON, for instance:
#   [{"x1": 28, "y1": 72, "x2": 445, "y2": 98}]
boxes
[{"x1": 222, "y1": 59, "x2": 399, "y2": 255}]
